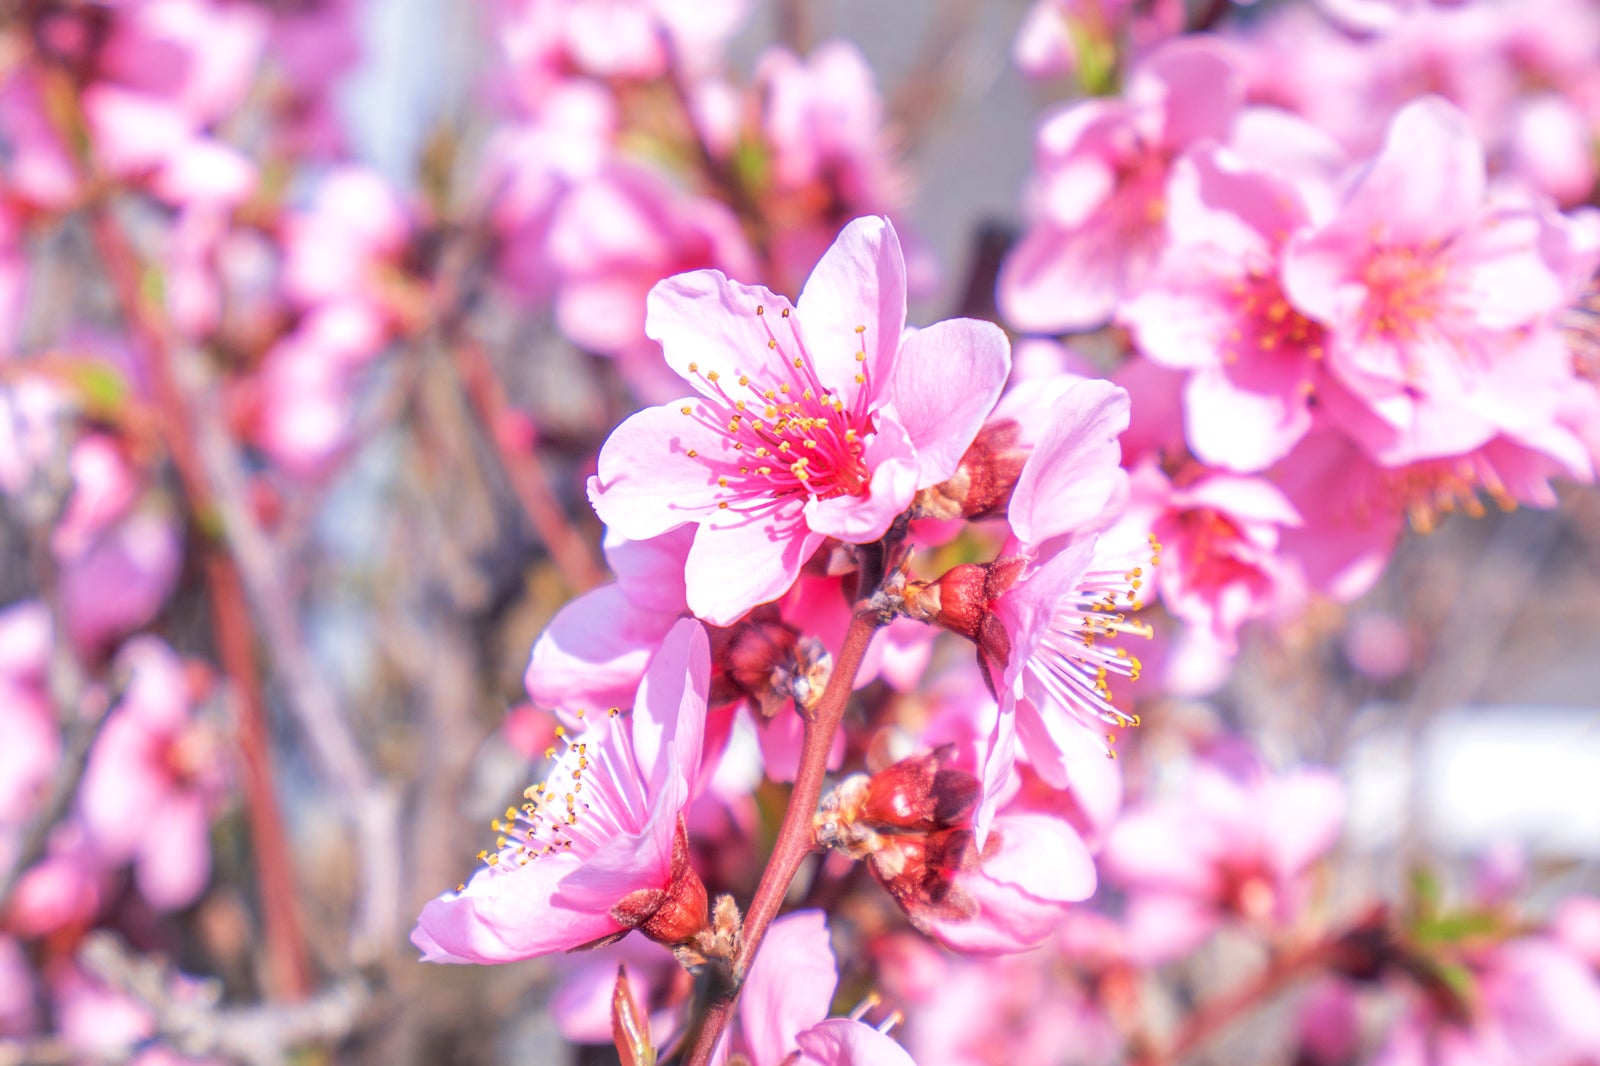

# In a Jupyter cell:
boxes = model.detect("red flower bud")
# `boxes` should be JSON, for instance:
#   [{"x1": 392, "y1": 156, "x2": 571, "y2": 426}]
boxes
[{"x1": 913, "y1": 420, "x2": 1028, "y2": 521}]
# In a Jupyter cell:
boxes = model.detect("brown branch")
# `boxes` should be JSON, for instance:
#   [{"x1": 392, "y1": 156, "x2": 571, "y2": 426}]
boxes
[
  {"x1": 680, "y1": 541, "x2": 891, "y2": 1065},
  {"x1": 86, "y1": 205, "x2": 314, "y2": 1002},
  {"x1": 1130, "y1": 938, "x2": 1336, "y2": 1066},
  {"x1": 449, "y1": 338, "x2": 605, "y2": 592}
]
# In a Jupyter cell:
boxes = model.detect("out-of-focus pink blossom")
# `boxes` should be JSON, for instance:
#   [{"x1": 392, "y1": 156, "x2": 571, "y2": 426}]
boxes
[
  {"x1": 590, "y1": 216, "x2": 1010, "y2": 625},
  {"x1": 281, "y1": 167, "x2": 411, "y2": 321},
  {"x1": 0, "y1": 601, "x2": 56, "y2": 831},
  {"x1": 78, "y1": 637, "x2": 226, "y2": 911},
  {"x1": 1104, "y1": 754, "x2": 1345, "y2": 963},
  {"x1": 754, "y1": 41, "x2": 917, "y2": 295},
  {"x1": 491, "y1": 0, "x2": 748, "y2": 104},
  {"x1": 893, "y1": 937, "x2": 1121, "y2": 1066},
  {"x1": 547, "y1": 162, "x2": 759, "y2": 402},
  {"x1": 1133, "y1": 463, "x2": 1303, "y2": 654},
  {"x1": 1000, "y1": 38, "x2": 1244, "y2": 332},
  {"x1": 413, "y1": 620, "x2": 711, "y2": 963},
  {"x1": 1283, "y1": 97, "x2": 1587, "y2": 468},
  {"x1": 1374, "y1": 937, "x2": 1600, "y2": 1066},
  {"x1": 1122, "y1": 145, "x2": 1332, "y2": 472}
]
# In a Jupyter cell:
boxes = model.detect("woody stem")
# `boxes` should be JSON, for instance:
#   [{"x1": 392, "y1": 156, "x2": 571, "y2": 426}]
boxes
[{"x1": 680, "y1": 545, "x2": 891, "y2": 1065}]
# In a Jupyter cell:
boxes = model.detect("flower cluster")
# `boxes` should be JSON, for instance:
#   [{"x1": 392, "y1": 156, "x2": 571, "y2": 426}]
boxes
[{"x1": 3, "y1": 1, "x2": 1600, "y2": 1064}]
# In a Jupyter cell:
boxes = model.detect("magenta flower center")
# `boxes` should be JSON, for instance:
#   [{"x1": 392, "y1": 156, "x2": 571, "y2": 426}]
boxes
[
  {"x1": 1229, "y1": 269, "x2": 1325, "y2": 361},
  {"x1": 680, "y1": 305, "x2": 875, "y2": 510}
]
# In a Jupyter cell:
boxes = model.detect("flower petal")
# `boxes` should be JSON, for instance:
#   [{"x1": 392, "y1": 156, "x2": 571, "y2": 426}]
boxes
[
  {"x1": 796, "y1": 216, "x2": 907, "y2": 410},
  {"x1": 412, "y1": 852, "x2": 626, "y2": 964},
  {"x1": 886, "y1": 318, "x2": 1011, "y2": 488}
]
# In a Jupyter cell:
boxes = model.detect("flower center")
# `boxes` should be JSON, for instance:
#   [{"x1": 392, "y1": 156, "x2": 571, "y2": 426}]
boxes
[
  {"x1": 1229, "y1": 269, "x2": 1325, "y2": 361},
  {"x1": 472, "y1": 710, "x2": 647, "y2": 878},
  {"x1": 1361, "y1": 244, "x2": 1451, "y2": 343},
  {"x1": 680, "y1": 305, "x2": 875, "y2": 511}
]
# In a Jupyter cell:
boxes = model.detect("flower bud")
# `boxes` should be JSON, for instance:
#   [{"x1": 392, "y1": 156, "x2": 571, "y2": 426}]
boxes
[
  {"x1": 913, "y1": 420, "x2": 1028, "y2": 521},
  {"x1": 711, "y1": 612, "x2": 831, "y2": 717},
  {"x1": 611, "y1": 821, "x2": 710, "y2": 947}
]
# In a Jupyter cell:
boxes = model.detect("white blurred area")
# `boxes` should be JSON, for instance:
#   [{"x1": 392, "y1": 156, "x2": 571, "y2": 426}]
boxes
[{"x1": 1347, "y1": 706, "x2": 1600, "y2": 857}]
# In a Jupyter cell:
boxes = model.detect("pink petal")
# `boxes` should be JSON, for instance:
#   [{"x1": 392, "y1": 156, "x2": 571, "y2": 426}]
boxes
[
  {"x1": 1122, "y1": 891, "x2": 1221, "y2": 965},
  {"x1": 644, "y1": 269, "x2": 792, "y2": 391},
  {"x1": 1103, "y1": 808, "x2": 1215, "y2": 895},
  {"x1": 412, "y1": 852, "x2": 626, "y2": 964},
  {"x1": 589, "y1": 401, "x2": 738, "y2": 541},
  {"x1": 525, "y1": 585, "x2": 678, "y2": 716},
  {"x1": 795, "y1": 216, "x2": 907, "y2": 411},
  {"x1": 684, "y1": 502, "x2": 823, "y2": 625},
  {"x1": 1257, "y1": 768, "x2": 1344, "y2": 878},
  {"x1": 631, "y1": 619, "x2": 711, "y2": 794},
  {"x1": 796, "y1": 1019, "x2": 917, "y2": 1065},
  {"x1": 997, "y1": 224, "x2": 1121, "y2": 333},
  {"x1": 885, "y1": 318, "x2": 1011, "y2": 488},
  {"x1": 134, "y1": 793, "x2": 211, "y2": 911},
  {"x1": 740, "y1": 911, "x2": 838, "y2": 1066},
  {"x1": 1009, "y1": 380, "x2": 1130, "y2": 547},
  {"x1": 982, "y1": 812, "x2": 1096, "y2": 905}
]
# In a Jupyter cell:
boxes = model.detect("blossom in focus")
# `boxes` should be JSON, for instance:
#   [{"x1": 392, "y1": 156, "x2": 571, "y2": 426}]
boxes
[
  {"x1": 1104, "y1": 752, "x2": 1344, "y2": 963},
  {"x1": 412, "y1": 619, "x2": 712, "y2": 963},
  {"x1": 724, "y1": 909, "x2": 915, "y2": 1065},
  {"x1": 816, "y1": 750, "x2": 1097, "y2": 955},
  {"x1": 589, "y1": 215, "x2": 1010, "y2": 625}
]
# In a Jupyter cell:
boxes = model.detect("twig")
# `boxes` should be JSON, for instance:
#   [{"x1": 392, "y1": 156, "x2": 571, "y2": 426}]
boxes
[
  {"x1": 680, "y1": 541, "x2": 893, "y2": 1065},
  {"x1": 76, "y1": 932, "x2": 373, "y2": 1066},
  {"x1": 85, "y1": 204, "x2": 314, "y2": 1001},
  {"x1": 448, "y1": 338, "x2": 605, "y2": 592},
  {"x1": 1131, "y1": 937, "x2": 1336, "y2": 1066},
  {"x1": 888, "y1": 0, "x2": 979, "y2": 157}
]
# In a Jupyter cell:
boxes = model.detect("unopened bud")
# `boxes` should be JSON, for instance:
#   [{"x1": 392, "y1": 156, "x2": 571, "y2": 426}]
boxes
[
  {"x1": 862, "y1": 747, "x2": 979, "y2": 833},
  {"x1": 912, "y1": 420, "x2": 1027, "y2": 521},
  {"x1": 611, "y1": 821, "x2": 709, "y2": 947},
  {"x1": 712, "y1": 614, "x2": 831, "y2": 718}
]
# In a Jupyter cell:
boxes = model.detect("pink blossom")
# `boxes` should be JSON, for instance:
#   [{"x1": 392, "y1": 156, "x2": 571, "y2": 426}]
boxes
[
  {"x1": 281, "y1": 166, "x2": 411, "y2": 318},
  {"x1": 0, "y1": 601, "x2": 56, "y2": 830},
  {"x1": 78, "y1": 637, "x2": 226, "y2": 910},
  {"x1": 0, "y1": 72, "x2": 81, "y2": 210},
  {"x1": 1104, "y1": 754, "x2": 1345, "y2": 963},
  {"x1": 1135, "y1": 463, "x2": 1303, "y2": 654},
  {"x1": 950, "y1": 381, "x2": 1149, "y2": 791},
  {"x1": 546, "y1": 162, "x2": 759, "y2": 402},
  {"x1": 1375, "y1": 938, "x2": 1600, "y2": 1066},
  {"x1": 0, "y1": 935, "x2": 35, "y2": 1036},
  {"x1": 1121, "y1": 145, "x2": 1332, "y2": 472},
  {"x1": 999, "y1": 37, "x2": 1245, "y2": 332},
  {"x1": 241, "y1": 305, "x2": 389, "y2": 477},
  {"x1": 483, "y1": 79, "x2": 616, "y2": 298},
  {"x1": 894, "y1": 947, "x2": 1120, "y2": 1066},
  {"x1": 753, "y1": 41, "x2": 916, "y2": 295},
  {"x1": 548, "y1": 935, "x2": 688, "y2": 1048},
  {"x1": 490, "y1": 0, "x2": 747, "y2": 103},
  {"x1": 527, "y1": 526, "x2": 694, "y2": 717},
  {"x1": 729, "y1": 910, "x2": 915, "y2": 1065},
  {"x1": 590, "y1": 215, "x2": 1010, "y2": 625},
  {"x1": 1282, "y1": 97, "x2": 1584, "y2": 466},
  {"x1": 413, "y1": 619, "x2": 711, "y2": 963}
]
